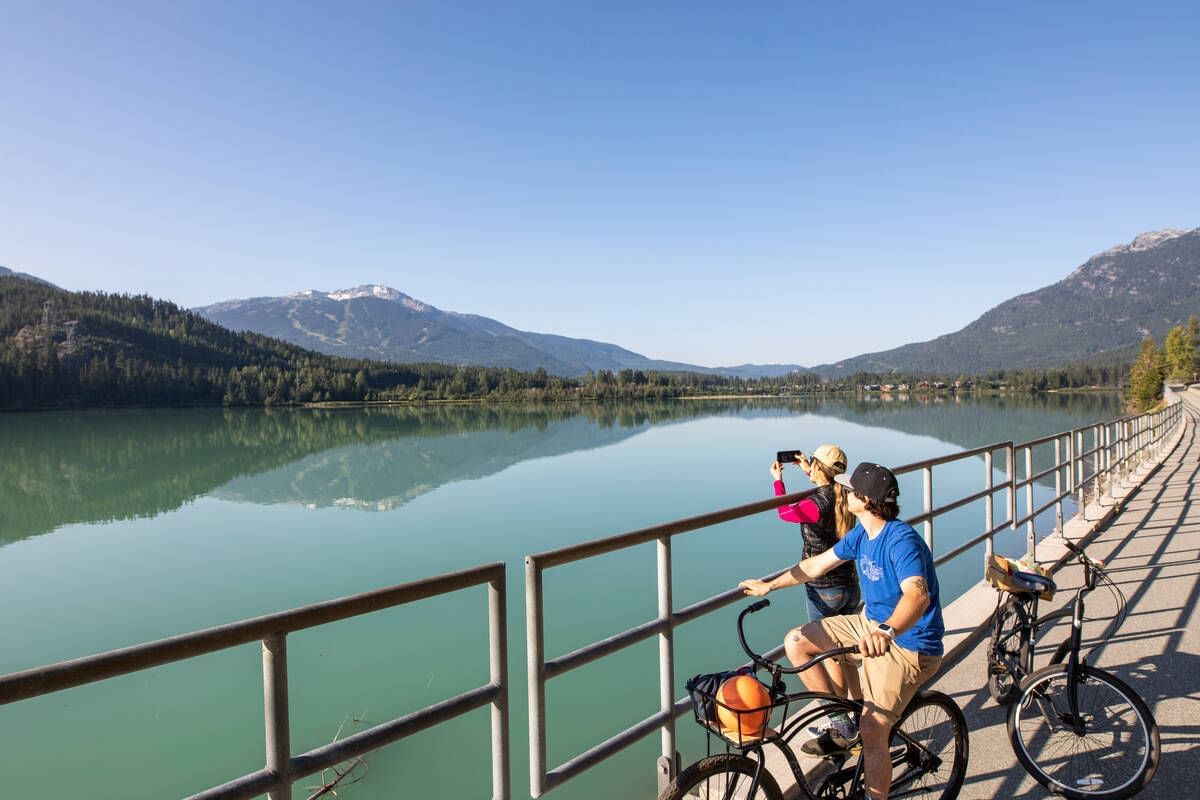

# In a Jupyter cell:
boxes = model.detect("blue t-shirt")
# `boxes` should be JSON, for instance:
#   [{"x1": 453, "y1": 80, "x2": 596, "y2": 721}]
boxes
[{"x1": 832, "y1": 519, "x2": 945, "y2": 656}]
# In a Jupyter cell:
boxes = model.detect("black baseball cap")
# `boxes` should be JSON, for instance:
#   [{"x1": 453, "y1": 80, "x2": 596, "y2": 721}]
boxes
[{"x1": 834, "y1": 462, "x2": 900, "y2": 503}]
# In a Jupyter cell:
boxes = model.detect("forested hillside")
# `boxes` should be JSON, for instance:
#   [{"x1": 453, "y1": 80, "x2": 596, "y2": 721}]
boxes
[
  {"x1": 0, "y1": 278, "x2": 740, "y2": 408},
  {"x1": 0, "y1": 277, "x2": 1133, "y2": 409}
]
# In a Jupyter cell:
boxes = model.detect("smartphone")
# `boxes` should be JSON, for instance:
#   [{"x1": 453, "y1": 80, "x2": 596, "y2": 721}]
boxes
[{"x1": 776, "y1": 450, "x2": 804, "y2": 465}]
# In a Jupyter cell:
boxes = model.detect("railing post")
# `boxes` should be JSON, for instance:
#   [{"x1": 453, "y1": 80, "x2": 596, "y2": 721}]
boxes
[
  {"x1": 1102, "y1": 424, "x2": 1112, "y2": 500},
  {"x1": 263, "y1": 632, "x2": 291, "y2": 800},
  {"x1": 1134, "y1": 415, "x2": 1142, "y2": 465},
  {"x1": 656, "y1": 535, "x2": 678, "y2": 793},
  {"x1": 490, "y1": 572, "x2": 511, "y2": 800},
  {"x1": 1080, "y1": 431, "x2": 1089, "y2": 513},
  {"x1": 984, "y1": 449, "x2": 995, "y2": 560},
  {"x1": 1121, "y1": 420, "x2": 1131, "y2": 486},
  {"x1": 1006, "y1": 443, "x2": 1016, "y2": 533},
  {"x1": 1054, "y1": 437, "x2": 1064, "y2": 537},
  {"x1": 922, "y1": 465, "x2": 934, "y2": 551},
  {"x1": 526, "y1": 557, "x2": 547, "y2": 798},
  {"x1": 1024, "y1": 445, "x2": 1035, "y2": 559}
]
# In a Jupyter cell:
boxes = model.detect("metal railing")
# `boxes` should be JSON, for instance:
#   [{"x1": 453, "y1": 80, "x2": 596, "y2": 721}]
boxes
[
  {"x1": 0, "y1": 562, "x2": 510, "y2": 800},
  {"x1": 525, "y1": 393, "x2": 1184, "y2": 797}
]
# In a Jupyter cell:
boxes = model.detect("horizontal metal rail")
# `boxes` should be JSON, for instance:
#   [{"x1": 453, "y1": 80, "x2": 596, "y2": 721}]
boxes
[
  {"x1": 526, "y1": 392, "x2": 1185, "y2": 797},
  {"x1": 0, "y1": 562, "x2": 510, "y2": 800}
]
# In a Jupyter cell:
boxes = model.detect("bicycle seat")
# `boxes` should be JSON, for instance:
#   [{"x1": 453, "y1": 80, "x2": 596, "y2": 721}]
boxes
[{"x1": 1010, "y1": 571, "x2": 1057, "y2": 595}]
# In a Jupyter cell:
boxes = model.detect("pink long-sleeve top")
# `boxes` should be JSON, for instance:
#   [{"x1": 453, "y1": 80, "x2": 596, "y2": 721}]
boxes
[
  {"x1": 773, "y1": 480, "x2": 859, "y2": 589},
  {"x1": 774, "y1": 480, "x2": 822, "y2": 524}
]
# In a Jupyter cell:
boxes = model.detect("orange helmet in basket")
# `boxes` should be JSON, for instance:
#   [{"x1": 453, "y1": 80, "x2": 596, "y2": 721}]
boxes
[{"x1": 715, "y1": 674, "x2": 770, "y2": 738}]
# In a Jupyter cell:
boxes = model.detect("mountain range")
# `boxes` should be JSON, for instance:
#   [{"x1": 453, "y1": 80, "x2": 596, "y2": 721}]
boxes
[
  {"x1": 194, "y1": 286, "x2": 804, "y2": 379},
  {"x1": 6, "y1": 226, "x2": 1196, "y2": 381},
  {"x1": 812, "y1": 227, "x2": 1200, "y2": 377},
  {"x1": 193, "y1": 227, "x2": 1199, "y2": 379}
]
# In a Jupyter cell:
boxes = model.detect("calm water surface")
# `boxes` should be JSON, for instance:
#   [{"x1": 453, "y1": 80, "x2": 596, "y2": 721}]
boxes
[{"x1": 0, "y1": 395, "x2": 1120, "y2": 798}]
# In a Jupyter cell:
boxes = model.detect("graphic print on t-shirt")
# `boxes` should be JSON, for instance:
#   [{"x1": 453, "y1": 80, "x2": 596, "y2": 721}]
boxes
[{"x1": 861, "y1": 556, "x2": 883, "y2": 581}]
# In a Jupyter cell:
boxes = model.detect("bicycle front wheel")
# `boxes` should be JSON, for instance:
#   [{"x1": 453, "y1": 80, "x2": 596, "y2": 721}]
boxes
[
  {"x1": 888, "y1": 689, "x2": 968, "y2": 799},
  {"x1": 1008, "y1": 664, "x2": 1160, "y2": 800},
  {"x1": 659, "y1": 753, "x2": 785, "y2": 800}
]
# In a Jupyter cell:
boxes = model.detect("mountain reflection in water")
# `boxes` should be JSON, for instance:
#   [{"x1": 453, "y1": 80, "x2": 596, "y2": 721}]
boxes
[{"x1": 1, "y1": 393, "x2": 1120, "y2": 548}]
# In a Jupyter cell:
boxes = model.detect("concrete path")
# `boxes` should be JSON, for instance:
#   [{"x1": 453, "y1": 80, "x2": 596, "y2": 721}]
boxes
[{"x1": 929, "y1": 393, "x2": 1200, "y2": 799}]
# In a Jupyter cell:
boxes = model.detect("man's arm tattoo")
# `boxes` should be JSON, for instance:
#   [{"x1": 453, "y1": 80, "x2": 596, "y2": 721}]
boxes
[{"x1": 911, "y1": 576, "x2": 929, "y2": 595}]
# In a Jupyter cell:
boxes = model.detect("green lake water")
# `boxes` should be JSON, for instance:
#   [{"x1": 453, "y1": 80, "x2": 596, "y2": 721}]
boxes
[{"x1": 0, "y1": 394, "x2": 1120, "y2": 798}]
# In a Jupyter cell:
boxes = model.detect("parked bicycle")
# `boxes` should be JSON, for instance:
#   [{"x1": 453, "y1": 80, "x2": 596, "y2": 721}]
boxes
[
  {"x1": 985, "y1": 551, "x2": 1074, "y2": 705},
  {"x1": 660, "y1": 599, "x2": 967, "y2": 800},
  {"x1": 994, "y1": 540, "x2": 1160, "y2": 800}
]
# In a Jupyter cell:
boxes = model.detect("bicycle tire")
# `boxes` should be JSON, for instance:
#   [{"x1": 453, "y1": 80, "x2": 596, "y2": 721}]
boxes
[
  {"x1": 659, "y1": 753, "x2": 785, "y2": 800},
  {"x1": 1008, "y1": 663, "x2": 1160, "y2": 800},
  {"x1": 987, "y1": 597, "x2": 1027, "y2": 705},
  {"x1": 888, "y1": 689, "x2": 968, "y2": 799}
]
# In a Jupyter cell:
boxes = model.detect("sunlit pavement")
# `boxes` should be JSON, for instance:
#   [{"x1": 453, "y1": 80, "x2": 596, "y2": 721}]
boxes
[{"x1": 929, "y1": 392, "x2": 1200, "y2": 799}]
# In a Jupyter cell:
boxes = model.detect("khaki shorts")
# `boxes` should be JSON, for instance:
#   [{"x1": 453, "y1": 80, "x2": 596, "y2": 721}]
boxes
[{"x1": 817, "y1": 611, "x2": 942, "y2": 724}]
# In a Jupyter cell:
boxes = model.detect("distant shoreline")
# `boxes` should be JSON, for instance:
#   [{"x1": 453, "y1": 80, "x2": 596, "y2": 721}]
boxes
[{"x1": 0, "y1": 386, "x2": 1124, "y2": 413}]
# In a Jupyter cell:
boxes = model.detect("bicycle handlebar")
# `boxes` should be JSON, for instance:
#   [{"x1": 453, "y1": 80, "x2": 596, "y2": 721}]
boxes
[
  {"x1": 736, "y1": 599, "x2": 860, "y2": 675},
  {"x1": 1062, "y1": 539, "x2": 1106, "y2": 588}
]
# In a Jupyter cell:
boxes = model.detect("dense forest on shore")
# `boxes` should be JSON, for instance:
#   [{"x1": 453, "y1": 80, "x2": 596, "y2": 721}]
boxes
[{"x1": 0, "y1": 277, "x2": 1136, "y2": 409}]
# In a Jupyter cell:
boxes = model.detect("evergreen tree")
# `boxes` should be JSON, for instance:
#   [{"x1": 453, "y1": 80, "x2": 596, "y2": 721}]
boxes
[
  {"x1": 1190, "y1": 316, "x2": 1200, "y2": 380},
  {"x1": 1163, "y1": 324, "x2": 1194, "y2": 382},
  {"x1": 1126, "y1": 336, "x2": 1164, "y2": 412}
]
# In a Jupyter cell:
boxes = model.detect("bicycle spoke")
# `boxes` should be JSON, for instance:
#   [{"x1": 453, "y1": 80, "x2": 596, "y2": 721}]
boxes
[
  {"x1": 887, "y1": 693, "x2": 966, "y2": 799},
  {"x1": 1013, "y1": 668, "x2": 1154, "y2": 796}
]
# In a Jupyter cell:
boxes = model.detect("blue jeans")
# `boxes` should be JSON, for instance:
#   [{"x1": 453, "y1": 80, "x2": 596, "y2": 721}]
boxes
[{"x1": 805, "y1": 583, "x2": 862, "y2": 622}]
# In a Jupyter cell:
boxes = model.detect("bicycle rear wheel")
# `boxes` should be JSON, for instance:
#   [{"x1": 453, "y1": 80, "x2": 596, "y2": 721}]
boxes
[
  {"x1": 989, "y1": 601, "x2": 1073, "y2": 705},
  {"x1": 1008, "y1": 664, "x2": 1160, "y2": 800},
  {"x1": 659, "y1": 753, "x2": 785, "y2": 800},
  {"x1": 987, "y1": 597, "x2": 1028, "y2": 705},
  {"x1": 888, "y1": 689, "x2": 968, "y2": 799}
]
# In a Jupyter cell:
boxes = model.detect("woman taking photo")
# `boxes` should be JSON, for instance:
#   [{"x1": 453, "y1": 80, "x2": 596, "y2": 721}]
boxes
[
  {"x1": 771, "y1": 444, "x2": 860, "y2": 621},
  {"x1": 769, "y1": 444, "x2": 862, "y2": 729}
]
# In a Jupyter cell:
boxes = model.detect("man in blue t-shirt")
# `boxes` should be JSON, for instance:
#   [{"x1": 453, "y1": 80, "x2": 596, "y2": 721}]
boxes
[{"x1": 740, "y1": 462, "x2": 944, "y2": 800}]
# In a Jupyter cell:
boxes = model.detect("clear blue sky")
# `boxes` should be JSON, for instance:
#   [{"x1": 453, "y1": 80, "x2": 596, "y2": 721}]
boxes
[{"x1": 2, "y1": 1, "x2": 1197, "y2": 367}]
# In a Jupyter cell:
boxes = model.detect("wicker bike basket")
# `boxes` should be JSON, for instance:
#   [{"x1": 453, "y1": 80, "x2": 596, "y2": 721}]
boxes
[{"x1": 984, "y1": 553, "x2": 1056, "y2": 601}]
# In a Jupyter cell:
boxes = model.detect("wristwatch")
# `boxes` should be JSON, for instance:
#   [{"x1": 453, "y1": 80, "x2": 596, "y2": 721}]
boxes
[{"x1": 875, "y1": 623, "x2": 896, "y2": 640}]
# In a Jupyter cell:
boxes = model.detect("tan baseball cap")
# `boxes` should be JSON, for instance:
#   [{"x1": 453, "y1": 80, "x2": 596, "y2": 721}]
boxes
[{"x1": 811, "y1": 444, "x2": 848, "y2": 474}]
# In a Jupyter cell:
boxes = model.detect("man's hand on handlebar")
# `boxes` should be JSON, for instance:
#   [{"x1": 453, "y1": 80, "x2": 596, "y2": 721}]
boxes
[
  {"x1": 739, "y1": 579, "x2": 772, "y2": 597},
  {"x1": 858, "y1": 630, "x2": 892, "y2": 658}
]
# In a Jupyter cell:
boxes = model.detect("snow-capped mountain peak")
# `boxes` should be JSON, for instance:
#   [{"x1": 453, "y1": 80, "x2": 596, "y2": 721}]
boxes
[{"x1": 327, "y1": 285, "x2": 408, "y2": 302}]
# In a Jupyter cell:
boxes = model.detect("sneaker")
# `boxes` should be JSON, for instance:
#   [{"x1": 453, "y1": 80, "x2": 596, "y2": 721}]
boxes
[
  {"x1": 800, "y1": 726, "x2": 860, "y2": 757},
  {"x1": 807, "y1": 710, "x2": 856, "y2": 738}
]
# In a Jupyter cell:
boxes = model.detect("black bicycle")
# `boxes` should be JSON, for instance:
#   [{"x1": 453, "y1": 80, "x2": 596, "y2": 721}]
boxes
[
  {"x1": 660, "y1": 599, "x2": 967, "y2": 800},
  {"x1": 1003, "y1": 540, "x2": 1160, "y2": 800},
  {"x1": 985, "y1": 555, "x2": 1074, "y2": 705}
]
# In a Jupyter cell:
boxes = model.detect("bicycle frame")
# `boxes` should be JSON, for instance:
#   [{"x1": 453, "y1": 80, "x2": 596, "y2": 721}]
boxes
[
  {"x1": 1030, "y1": 542, "x2": 1115, "y2": 736},
  {"x1": 714, "y1": 691, "x2": 944, "y2": 800},
  {"x1": 1062, "y1": 556, "x2": 1099, "y2": 734},
  {"x1": 992, "y1": 590, "x2": 1072, "y2": 674},
  {"x1": 700, "y1": 601, "x2": 951, "y2": 799}
]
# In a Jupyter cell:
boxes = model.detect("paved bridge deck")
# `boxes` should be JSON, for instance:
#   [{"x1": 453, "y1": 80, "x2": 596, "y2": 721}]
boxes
[{"x1": 928, "y1": 391, "x2": 1200, "y2": 799}]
